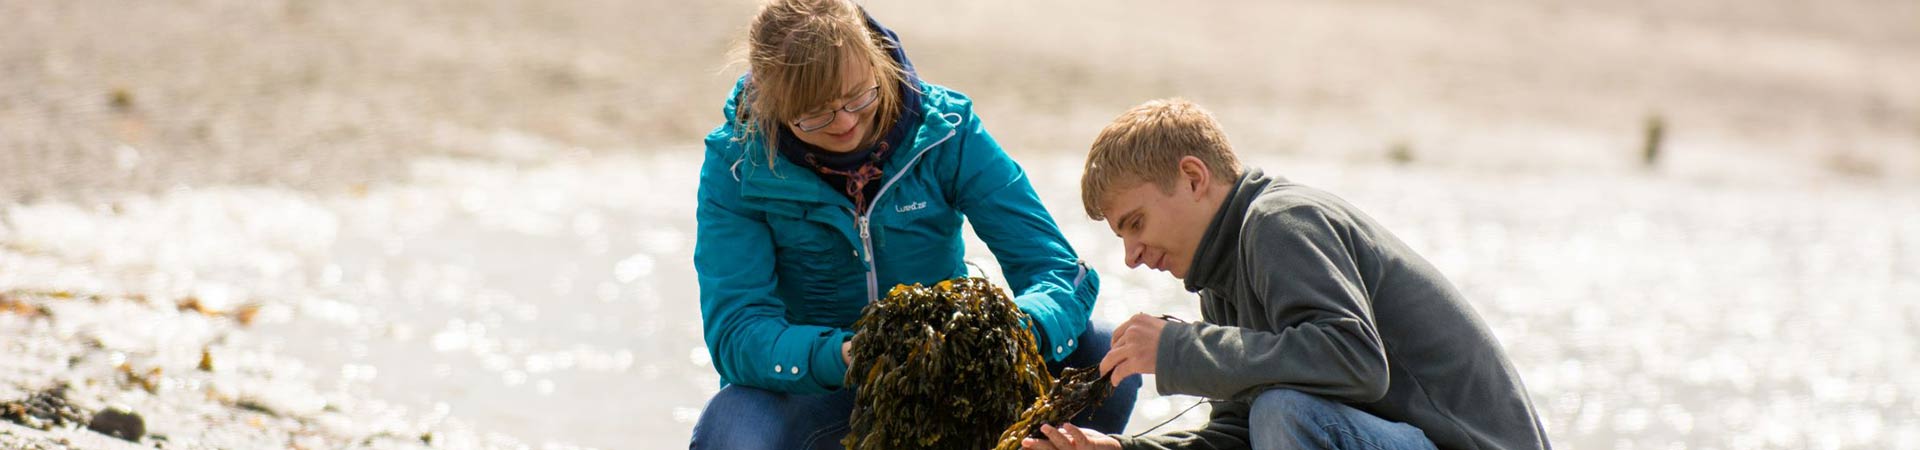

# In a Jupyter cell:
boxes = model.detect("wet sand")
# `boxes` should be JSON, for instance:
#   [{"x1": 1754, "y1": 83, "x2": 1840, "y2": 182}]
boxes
[
  {"x1": 4, "y1": 0, "x2": 1919, "y2": 448},
  {"x1": 5, "y1": 0, "x2": 1916, "y2": 203}
]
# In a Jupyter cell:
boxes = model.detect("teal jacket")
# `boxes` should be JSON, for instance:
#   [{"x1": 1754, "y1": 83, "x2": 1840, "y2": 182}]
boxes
[{"x1": 695, "y1": 79, "x2": 1099, "y2": 394}]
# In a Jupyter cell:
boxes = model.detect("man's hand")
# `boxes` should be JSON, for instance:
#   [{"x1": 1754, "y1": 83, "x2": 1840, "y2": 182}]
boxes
[
  {"x1": 1022, "y1": 423, "x2": 1121, "y2": 450},
  {"x1": 1099, "y1": 313, "x2": 1169, "y2": 386}
]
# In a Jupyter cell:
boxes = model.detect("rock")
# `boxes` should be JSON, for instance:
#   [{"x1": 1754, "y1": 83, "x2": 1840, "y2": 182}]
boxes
[
  {"x1": 108, "y1": 88, "x2": 135, "y2": 112},
  {"x1": 1388, "y1": 141, "x2": 1415, "y2": 165},
  {"x1": 87, "y1": 406, "x2": 144, "y2": 442},
  {"x1": 2, "y1": 386, "x2": 87, "y2": 431},
  {"x1": 1642, "y1": 114, "x2": 1665, "y2": 168}
]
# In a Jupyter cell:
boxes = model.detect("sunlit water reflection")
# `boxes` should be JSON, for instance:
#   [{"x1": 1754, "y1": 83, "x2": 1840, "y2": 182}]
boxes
[{"x1": 2, "y1": 149, "x2": 1915, "y2": 448}]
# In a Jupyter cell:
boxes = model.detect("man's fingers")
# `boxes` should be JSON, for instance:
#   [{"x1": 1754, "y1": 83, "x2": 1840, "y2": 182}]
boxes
[
  {"x1": 1105, "y1": 333, "x2": 1143, "y2": 361},
  {"x1": 1098, "y1": 350, "x2": 1126, "y2": 377},
  {"x1": 1107, "y1": 352, "x2": 1151, "y2": 386},
  {"x1": 1104, "y1": 355, "x2": 1129, "y2": 385},
  {"x1": 1041, "y1": 424, "x2": 1076, "y2": 448},
  {"x1": 1021, "y1": 437, "x2": 1057, "y2": 450},
  {"x1": 1125, "y1": 311, "x2": 1165, "y2": 337},
  {"x1": 1103, "y1": 338, "x2": 1153, "y2": 385},
  {"x1": 1111, "y1": 320, "x2": 1135, "y2": 345},
  {"x1": 1063, "y1": 423, "x2": 1092, "y2": 443},
  {"x1": 1112, "y1": 312, "x2": 1156, "y2": 346},
  {"x1": 1109, "y1": 364, "x2": 1138, "y2": 386}
]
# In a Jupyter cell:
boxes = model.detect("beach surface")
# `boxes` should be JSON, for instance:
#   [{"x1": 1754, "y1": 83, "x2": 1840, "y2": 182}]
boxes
[{"x1": 3, "y1": 0, "x2": 1917, "y2": 448}]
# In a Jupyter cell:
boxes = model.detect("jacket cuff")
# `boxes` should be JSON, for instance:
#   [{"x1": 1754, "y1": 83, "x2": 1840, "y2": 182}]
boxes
[
  {"x1": 1014, "y1": 292, "x2": 1081, "y2": 362},
  {"x1": 809, "y1": 328, "x2": 854, "y2": 389},
  {"x1": 1154, "y1": 321, "x2": 1199, "y2": 396},
  {"x1": 1113, "y1": 434, "x2": 1163, "y2": 450}
]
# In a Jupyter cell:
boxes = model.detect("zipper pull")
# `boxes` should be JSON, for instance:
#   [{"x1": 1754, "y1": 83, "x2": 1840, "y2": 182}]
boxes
[{"x1": 858, "y1": 218, "x2": 872, "y2": 262}]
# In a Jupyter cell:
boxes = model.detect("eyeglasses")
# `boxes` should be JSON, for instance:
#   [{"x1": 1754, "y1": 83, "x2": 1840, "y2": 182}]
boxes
[{"x1": 790, "y1": 85, "x2": 881, "y2": 132}]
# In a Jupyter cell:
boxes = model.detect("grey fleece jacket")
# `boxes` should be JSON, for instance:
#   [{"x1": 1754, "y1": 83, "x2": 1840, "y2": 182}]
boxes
[{"x1": 1117, "y1": 169, "x2": 1550, "y2": 450}]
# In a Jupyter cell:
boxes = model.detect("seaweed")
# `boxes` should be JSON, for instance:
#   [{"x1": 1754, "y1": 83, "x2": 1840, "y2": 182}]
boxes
[
  {"x1": 993, "y1": 365, "x2": 1114, "y2": 450},
  {"x1": 842, "y1": 277, "x2": 1049, "y2": 450}
]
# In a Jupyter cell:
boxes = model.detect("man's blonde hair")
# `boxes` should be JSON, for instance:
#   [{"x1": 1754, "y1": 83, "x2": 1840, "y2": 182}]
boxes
[{"x1": 1081, "y1": 98, "x2": 1242, "y2": 220}]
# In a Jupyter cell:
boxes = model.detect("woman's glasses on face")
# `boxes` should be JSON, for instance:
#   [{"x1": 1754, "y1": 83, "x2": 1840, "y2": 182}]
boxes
[{"x1": 791, "y1": 85, "x2": 881, "y2": 132}]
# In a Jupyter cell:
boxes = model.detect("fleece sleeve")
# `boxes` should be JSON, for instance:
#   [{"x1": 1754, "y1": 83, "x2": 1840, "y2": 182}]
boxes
[{"x1": 1155, "y1": 205, "x2": 1391, "y2": 402}]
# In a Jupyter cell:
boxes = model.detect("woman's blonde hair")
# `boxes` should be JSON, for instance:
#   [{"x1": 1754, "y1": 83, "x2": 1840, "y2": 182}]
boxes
[
  {"x1": 735, "y1": 0, "x2": 908, "y2": 162},
  {"x1": 1081, "y1": 98, "x2": 1242, "y2": 220}
]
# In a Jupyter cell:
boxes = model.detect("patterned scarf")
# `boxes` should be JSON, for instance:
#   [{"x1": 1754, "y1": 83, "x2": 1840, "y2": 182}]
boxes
[{"x1": 805, "y1": 140, "x2": 891, "y2": 215}]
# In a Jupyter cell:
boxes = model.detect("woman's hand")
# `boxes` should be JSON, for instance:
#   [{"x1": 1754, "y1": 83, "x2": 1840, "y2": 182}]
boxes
[{"x1": 1022, "y1": 423, "x2": 1121, "y2": 450}]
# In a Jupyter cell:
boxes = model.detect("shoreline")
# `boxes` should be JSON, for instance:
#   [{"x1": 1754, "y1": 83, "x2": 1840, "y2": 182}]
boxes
[{"x1": 0, "y1": 284, "x2": 538, "y2": 449}]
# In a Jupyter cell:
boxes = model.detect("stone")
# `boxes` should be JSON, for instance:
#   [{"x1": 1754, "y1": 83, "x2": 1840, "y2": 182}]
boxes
[{"x1": 86, "y1": 406, "x2": 144, "y2": 442}]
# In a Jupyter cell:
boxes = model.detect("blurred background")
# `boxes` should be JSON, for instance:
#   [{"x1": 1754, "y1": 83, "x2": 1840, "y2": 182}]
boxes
[{"x1": 1, "y1": 0, "x2": 1916, "y2": 448}]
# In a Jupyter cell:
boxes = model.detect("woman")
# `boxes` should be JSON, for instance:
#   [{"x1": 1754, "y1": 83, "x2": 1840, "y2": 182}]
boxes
[{"x1": 690, "y1": 0, "x2": 1138, "y2": 448}]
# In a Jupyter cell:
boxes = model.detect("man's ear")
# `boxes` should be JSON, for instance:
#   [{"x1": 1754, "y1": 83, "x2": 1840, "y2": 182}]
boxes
[{"x1": 1179, "y1": 156, "x2": 1212, "y2": 196}]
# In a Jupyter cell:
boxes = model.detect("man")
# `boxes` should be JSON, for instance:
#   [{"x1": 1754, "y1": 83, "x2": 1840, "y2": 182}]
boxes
[{"x1": 1022, "y1": 99, "x2": 1550, "y2": 450}]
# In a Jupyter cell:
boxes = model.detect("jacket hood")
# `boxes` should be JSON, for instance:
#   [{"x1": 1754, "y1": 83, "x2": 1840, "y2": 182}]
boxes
[{"x1": 863, "y1": 6, "x2": 922, "y2": 100}]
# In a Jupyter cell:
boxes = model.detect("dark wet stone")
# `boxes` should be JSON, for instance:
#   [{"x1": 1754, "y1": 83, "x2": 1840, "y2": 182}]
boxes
[
  {"x1": 108, "y1": 88, "x2": 135, "y2": 112},
  {"x1": 87, "y1": 406, "x2": 145, "y2": 442},
  {"x1": 236, "y1": 399, "x2": 279, "y2": 416},
  {"x1": 1, "y1": 386, "x2": 87, "y2": 431}
]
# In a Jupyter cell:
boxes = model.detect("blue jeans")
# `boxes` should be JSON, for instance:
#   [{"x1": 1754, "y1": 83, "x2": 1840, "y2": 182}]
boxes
[
  {"x1": 690, "y1": 323, "x2": 1141, "y2": 449},
  {"x1": 1249, "y1": 389, "x2": 1437, "y2": 450}
]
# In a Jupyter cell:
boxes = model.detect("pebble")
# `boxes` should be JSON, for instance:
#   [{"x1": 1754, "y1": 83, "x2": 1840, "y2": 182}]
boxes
[{"x1": 86, "y1": 406, "x2": 144, "y2": 442}]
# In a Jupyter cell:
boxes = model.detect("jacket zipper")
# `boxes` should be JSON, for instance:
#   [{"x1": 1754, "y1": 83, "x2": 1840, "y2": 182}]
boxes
[
  {"x1": 854, "y1": 116, "x2": 960, "y2": 302},
  {"x1": 858, "y1": 216, "x2": 875, "y2": 300}
]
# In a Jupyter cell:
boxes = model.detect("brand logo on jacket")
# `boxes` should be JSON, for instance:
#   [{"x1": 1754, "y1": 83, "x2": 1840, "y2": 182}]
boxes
[{"x1": 895, "y1": 201, "x2": 927, "y2": 213}]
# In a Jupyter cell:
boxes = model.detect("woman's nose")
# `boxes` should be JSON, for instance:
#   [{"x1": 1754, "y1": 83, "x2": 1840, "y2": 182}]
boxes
[{"x1": 829, "y1": 109, "x2": 859, "y2": 130}]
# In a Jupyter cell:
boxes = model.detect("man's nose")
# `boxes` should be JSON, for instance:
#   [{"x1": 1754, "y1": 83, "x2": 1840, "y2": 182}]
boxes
[{"x1": 1123, "y1": 240, "x2": 1144, "y2": 268}]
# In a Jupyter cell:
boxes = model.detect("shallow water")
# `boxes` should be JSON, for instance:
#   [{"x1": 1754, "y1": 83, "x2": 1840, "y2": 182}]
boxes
[{"x1": 2, "y1": 149, "x2": 1916, "y2": 448}]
